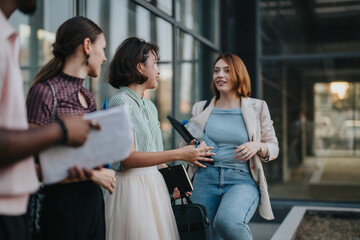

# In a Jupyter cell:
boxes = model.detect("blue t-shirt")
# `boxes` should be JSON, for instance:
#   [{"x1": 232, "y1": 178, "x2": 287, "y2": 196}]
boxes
[{"x1": 205, "y1": 107, "x2": 249, "y2": 169}]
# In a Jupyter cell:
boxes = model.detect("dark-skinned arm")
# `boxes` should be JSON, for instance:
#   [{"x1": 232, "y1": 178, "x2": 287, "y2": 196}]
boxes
[{"x1": 0, "y1": 115, "x2": 99, "y2": 169}]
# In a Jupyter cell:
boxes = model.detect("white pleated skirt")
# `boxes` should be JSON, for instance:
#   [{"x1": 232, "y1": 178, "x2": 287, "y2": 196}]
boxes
[{"x1": 104, "y1": 166, "x2": 180, "y2": 240}]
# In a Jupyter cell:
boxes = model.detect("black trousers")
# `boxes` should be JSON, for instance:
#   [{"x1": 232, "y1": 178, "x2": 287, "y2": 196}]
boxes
[
  {"x1": 41, "y1": 181, "x2": 105, "y2": 240},
  {"x1": 0, "y1": 214, "x2": 30, "y2": 240}
]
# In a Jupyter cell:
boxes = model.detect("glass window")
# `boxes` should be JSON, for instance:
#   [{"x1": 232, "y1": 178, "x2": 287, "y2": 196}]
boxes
[
  {"x1": 85, "y1": 0, "x2": 220, "y2": 149},
  {"x1": 9, "y1": 0, "x2": 73, "y2": 93},
  {"x1": 175, "y1": 30, "x2": 217, "y2": 127},
  {"x1": 261, "y1": 57, "x2": 360, "y2": 202},
  {"x1": 175, "y1": 0, "x2": 220, "y2": 45},
  {"x1": 147, "y1": 0, "x2": 172, "y2": 16},
  {"x1": 86, "y1": 0, "x2": 174, "y2": 149},
  {"x1": 261, "y1": 0, "x2": 360, "y2": 55},
  {"x1": 176, "y1": 30, "x2": 199, "y2": 123},
  {"x1": 86, "y1": 0, "x2": 133, "y2": 108}
]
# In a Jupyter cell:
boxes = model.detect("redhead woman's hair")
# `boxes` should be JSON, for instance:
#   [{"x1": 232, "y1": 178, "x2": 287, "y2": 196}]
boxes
[
  {"x1": 32, "y1": 16, "x2": 103, "y2": 86},
  {"x1": 211, "y1": 53, "x2": 251, "y2": 100}
]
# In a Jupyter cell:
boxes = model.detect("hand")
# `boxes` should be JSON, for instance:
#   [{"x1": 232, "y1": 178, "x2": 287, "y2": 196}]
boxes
[
  {"x1": 172, "y1": 187, "x2": 191, "y2": 200},
  {"x1": 61, "y1": 115, "x2": 101, "y2": 147},
  {"x1": 68, "y1": 165, "x2": 93, "y2": 181},
  {"x1": 198, "y1": 141, "x2": 207, "y2": 148},
  {"x1": 233, "y1": 141, "x2": 261, "y2": 162},
  {"x1": 180, "y1": 145, "x2": 215, "y2": 168},
  {"x1": 90, "y1": 168, "x2": 116, "y2": 194}
]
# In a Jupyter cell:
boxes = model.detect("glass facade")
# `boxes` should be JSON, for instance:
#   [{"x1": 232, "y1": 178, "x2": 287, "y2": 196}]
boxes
[
  {"x1": 9, "y1": 0, "x2": 220, "y2": 151},
  {"x1": 7, "y1": 0, "x2": 360, "y2": 204},
  {"x1": 260, "y1": 0, "x2": 360, "y2": 202},
  {"x1": 9, "y1": 0, "x2": 73, "y2": 93}
]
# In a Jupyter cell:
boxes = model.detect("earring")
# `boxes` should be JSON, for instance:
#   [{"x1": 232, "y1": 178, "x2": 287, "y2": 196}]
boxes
[{"x1": 86, "y1": 54, "x2": 90, "y2": 65}]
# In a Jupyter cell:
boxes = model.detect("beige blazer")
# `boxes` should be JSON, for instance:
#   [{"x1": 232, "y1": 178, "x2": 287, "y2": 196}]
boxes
[{"x1": 184, "y1": 97, "x2": 279, "y2": 220}]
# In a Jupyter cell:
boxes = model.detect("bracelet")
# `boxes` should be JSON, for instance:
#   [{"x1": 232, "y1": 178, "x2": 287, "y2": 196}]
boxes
[{"x1": 55, "y1": 118, "x2": 68, "y2": 145}]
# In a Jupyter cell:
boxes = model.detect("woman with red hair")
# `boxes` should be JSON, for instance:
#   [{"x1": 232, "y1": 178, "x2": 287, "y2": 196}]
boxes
[{"x1": 184, "y1": 53, "x2": 279, "y2": 240}]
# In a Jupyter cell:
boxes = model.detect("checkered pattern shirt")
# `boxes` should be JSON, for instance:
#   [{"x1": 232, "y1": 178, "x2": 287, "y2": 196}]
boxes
[{"x1": 26, "y1": 72, "x2": 97, "y2": 126}]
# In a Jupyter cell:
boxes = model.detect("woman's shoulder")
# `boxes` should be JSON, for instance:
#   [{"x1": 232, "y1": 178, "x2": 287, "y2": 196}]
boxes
[
  {"x1": 192, "y1": 100, "x2": 208, "y2": 111},
  {"x1": 27, "y1": 81, "x2": 53, "y2": 100},
  {"x1": 242, "y1": 97, "x2": 270, "y2": 116},
  {"x1": 243, "y1": 97, "x2": 267, "y2": 106},
  {"x1": 194, "y1": 100, "x2": 208, "y2": 108},
  {"x1": 109, "y1": 90, "x2": 127, "y2": 106},
  {"x1": 190, "y1": 100, "x2": 209, "y2": 117}
]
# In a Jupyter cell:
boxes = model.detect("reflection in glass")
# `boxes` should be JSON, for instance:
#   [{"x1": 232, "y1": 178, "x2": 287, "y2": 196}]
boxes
[
  {"x1": 175, "y1": 0, "x2": 219, "y2": 45},
  {"x1": 146, "y1": 64, "x2": 173, "y2": 150},
  {"x1": 147, "y1": 0, "x2": 172, "y2": 16},
  {"x1": 176, "y1": 31, "x2": 198, "y2": 122},
  {"x1": 176, "y1": 30, "x2": 217, "y2": 124},
  {"x1": 261, "y1": 56, "x2": 360, "y2": 201},
  {"x1": 314, "y1": 82, "x2": 358, "y2": 156},
  {"x1": 261, "y1": 0, "x2": 360, "y2": 55},
  {"x1": 19, "y1": 24, "x2": 31, "y2": 66},
  {"x1": 9, "y1": 0, "x2": 73, "y2": 90},
  {"x1": 330, "y1": 82, "x2": 349, "y2": 100},
  {"x1": 37, "y1": 29, "x2": 55, "y2": 66}
]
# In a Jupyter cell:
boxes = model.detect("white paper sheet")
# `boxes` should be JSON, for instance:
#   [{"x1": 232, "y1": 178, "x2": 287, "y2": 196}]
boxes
[{"x1": 39, "y1": 105, "x2": 133, "y2": 184}]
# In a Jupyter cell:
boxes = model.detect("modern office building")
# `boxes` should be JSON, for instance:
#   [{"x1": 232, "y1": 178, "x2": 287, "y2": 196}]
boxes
[{"x1": 9, "y1": 0, "x2": 360, "y2": 211}]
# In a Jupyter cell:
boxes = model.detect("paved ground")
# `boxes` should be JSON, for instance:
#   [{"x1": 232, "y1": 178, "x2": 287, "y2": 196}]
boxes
[
  {"x1": 249, "y1": 222, "x2": 280, "y2": 240},
  {"x1": 268, "y1": 157, "x2": 360, "y2": 201},
  {"x1": 247, "y1": 156, "x2": 360, "y2": 240}
]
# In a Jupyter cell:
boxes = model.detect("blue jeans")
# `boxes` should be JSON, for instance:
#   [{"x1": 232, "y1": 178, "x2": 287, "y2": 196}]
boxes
[{"x1": 190, "y1": 165, "x2": 259, "y2": 240}]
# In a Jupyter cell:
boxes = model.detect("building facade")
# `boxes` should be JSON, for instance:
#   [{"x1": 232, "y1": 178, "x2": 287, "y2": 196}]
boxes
[{"x1": 9, "y1": 0, "x2": 360, "y2": 204}]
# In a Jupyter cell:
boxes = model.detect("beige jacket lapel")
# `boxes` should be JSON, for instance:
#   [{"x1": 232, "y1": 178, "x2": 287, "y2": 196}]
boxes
[{"x1": 192, "y1": 98, "x2": 216, "y2": 131}]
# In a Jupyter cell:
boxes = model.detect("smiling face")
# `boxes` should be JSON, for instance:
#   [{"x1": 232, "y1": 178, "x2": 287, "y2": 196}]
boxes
[
  {"x1": 140, "y1": 51, "x2": 160, "y2": 90},
  {"x1": 213, "y1": 58, "x2": 234, "y2": 94},
  {"x1": 87, "y1": 33, "x2": 107, "y2": 78}
]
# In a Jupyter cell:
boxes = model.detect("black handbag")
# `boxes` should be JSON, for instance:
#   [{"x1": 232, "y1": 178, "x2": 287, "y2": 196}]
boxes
[
  {"x1": 27, "y1": 81, "x2": 57, "y2": 240},
  {"x1": 172, "y1": 195, "x2": 211, "y2": 240},
  {"x1": 27, "y1": 186, "x2": 44, "y2": 240}
]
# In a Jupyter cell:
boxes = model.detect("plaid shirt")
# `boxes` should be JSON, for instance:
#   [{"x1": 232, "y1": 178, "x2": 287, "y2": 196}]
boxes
[{"x1": 27, "y1": 72, "x2": 97, "y2": 126}]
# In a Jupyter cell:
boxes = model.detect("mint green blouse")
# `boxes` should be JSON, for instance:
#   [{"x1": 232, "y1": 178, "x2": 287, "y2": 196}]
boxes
[{"x1": 110, "y1": 87, "x2": 164, "y2": 153}]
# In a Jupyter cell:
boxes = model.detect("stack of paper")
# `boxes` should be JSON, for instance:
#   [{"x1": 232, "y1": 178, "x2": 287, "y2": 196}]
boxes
[{"x1": 40, "y1": 105, "x2": 133, "y2": 184}]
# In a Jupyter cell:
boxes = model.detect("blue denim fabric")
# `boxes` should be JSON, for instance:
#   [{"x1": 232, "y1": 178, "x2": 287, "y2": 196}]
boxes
[{"x1": 190, "y1": 165, "x2": 259, "y2": 240}]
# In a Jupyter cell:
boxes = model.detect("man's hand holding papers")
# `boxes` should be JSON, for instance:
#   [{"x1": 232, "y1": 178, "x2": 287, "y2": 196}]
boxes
[{"x1": 40, "y1": 105, "x2": 133, "y2": 184}]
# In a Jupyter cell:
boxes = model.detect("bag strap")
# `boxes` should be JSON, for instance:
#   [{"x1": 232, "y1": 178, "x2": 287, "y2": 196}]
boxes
[
  {"x1": 182, "y1": 194, "x2": 193, "y2": 204},
  {"x1": 202, "y1": 99, "x2": 210, "y2": 111},
  {"x1": 171, "y1": 194, "x2": 193, "y2": 206},
  {"x1": 46, "y1": 81, "x2": 57, "y2": 123}
]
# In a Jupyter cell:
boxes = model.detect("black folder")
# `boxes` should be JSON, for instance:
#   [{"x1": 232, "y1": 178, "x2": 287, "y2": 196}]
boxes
[
  {"x1": 166, "y1": 115, "x2": 194, "y2": 144},
  {"x1": 167, "y1": 115, "x2": 214, "y2": 166},
  {"x1": 159, "y1": 164, "x2": 194, "y2": 194}
]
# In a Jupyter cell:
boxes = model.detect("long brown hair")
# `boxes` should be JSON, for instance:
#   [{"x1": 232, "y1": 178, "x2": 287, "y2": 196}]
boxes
[
  {"x1": 211, "y1": 53, "x2": 251, "y2": 100},
  {"x1": 32, "y1": 16, "x2": 103, "y2": 86}
]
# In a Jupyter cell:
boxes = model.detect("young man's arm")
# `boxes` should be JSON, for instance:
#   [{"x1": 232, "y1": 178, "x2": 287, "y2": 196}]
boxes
[{"x1": 0, "y1": 116, "x2": 99, "y2": 169}]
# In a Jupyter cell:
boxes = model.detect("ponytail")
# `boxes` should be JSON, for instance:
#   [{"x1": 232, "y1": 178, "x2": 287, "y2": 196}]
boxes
[{"x1": 32, "y1": 56, "x2": 64, "y2": 86}]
